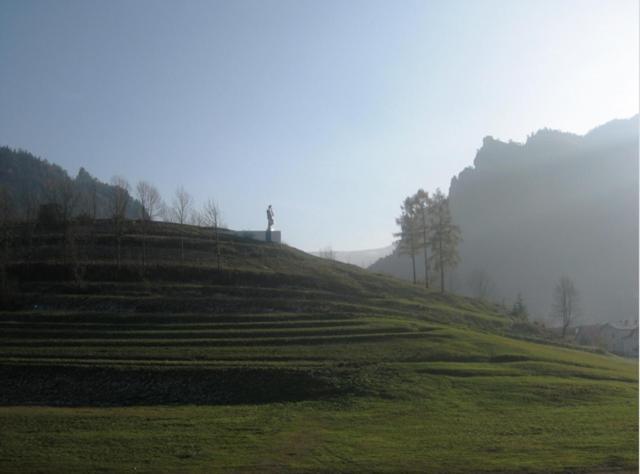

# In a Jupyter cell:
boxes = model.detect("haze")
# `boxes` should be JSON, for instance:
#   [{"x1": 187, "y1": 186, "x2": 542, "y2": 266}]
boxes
[{"x1": 0, "y1": 0, "x2": 637, "y2": 251}]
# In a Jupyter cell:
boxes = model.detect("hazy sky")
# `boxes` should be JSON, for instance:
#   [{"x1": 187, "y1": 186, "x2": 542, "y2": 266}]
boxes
[{"x1": 1, "y1": 0, "x2": 638, "y2": 251}]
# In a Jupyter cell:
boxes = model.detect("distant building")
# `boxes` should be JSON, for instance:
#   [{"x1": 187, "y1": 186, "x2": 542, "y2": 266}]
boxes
[{"x1": 574, "y1": 321, "x2": 639, "y2": 358}]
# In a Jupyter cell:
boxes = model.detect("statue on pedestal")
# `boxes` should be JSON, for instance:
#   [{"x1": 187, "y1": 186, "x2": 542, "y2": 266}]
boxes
[{"x1": 266, "y1": 205, "x2": 275, "y2": 242}]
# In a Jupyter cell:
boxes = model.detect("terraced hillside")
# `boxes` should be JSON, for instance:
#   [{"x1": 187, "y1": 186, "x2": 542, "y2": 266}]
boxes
[{"x1": 0, "y1": 221, "x2": 637, "y2": 473}]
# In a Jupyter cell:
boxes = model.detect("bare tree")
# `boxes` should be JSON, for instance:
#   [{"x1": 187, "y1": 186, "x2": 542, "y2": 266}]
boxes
[
  {"x1": 318, "y1": 246, "x2": 336, "y2": 260},
  {"x1": 54, "y1": 179, "x2": 79, "y2": 228},
  {"x1": 551, "y1": 275, "x2": 580, "y2": 338},
  {"x1": 189, "y1": 210, "x2": 206, "y2": 226},
  {"x1": 202, "y1": 199, "x2": 222, "y2": 228},
  {"x1": 136, "y1": 181, "x2": 162, "y2": 222},
  {"x1": 110, "y1": 176, "x2": 130, "y2": 268},
  {"x1": 202, "y1": 198, "x2": 223, "y2": 270},
  {"x1": 75, "y1": 179, "x2": 98, "y2": 281},
  {"x1": 511, "y1": 293, "x2": 528, "y2": 321},
  {"x1": 170, "y1": 186, "x2": 193, "y2": 261},
  {"x1": 467, "y1": 268, "x2": 495, "y2": 300},
  {"x1": 156, "y1": 201, "x2": 169, "y2": 222},
  {"x1": 49, "y1": 176, "x2": 84, "y2": 284},
  {"x1": 170, "y1": 186, "x2": 193, "y2": 225},
  {"x1": 45, "y1": 177, "x2": 80, "y2": 265},
  {"x1": 136, "y1": 181, "x2": 162, "y2": 267}
]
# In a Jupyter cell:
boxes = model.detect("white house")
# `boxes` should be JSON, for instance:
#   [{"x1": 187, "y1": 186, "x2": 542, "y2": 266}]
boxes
[{"x1": 575, "y1": 322, "x2": 639, "y2": 358}]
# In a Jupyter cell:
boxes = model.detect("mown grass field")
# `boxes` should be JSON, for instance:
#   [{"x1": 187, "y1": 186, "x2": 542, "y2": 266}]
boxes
[{"x1": 0, "y1": 221, "x2": 637, "y2": 473}]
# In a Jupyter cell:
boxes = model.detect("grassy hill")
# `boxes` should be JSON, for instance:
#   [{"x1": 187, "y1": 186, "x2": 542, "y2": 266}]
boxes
[{"x1": 0, "y1": 221, "x2": 637, "y2": 473}]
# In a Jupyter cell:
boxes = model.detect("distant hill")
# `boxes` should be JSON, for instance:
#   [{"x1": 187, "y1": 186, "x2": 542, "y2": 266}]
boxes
[
  {"x1": 370, "y1": 115, "x2": 639, "y2": 324},
  {"x1": 0, "y1": 146, "x2": 141, "y2": 219},
  {"x1": 312, "y1": 244, "x2": 395, "y2": 268}
]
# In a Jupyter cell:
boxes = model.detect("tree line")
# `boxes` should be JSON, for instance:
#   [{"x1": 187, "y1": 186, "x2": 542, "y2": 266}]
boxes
[
  {"x1": 394, "y1": 188, "x2": 461, "y2": 293},
  {"x1": 0, "y1": 174, "x2": 225, "y2": 288},
  {"x1": 394, "y1": 187, "x2": 580, "y2": 335}
]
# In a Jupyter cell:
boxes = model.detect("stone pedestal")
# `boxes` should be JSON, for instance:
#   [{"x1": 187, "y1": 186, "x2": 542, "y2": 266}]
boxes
[{"x1": 237, "y1": 230, "x2": 281, "y2": 243}]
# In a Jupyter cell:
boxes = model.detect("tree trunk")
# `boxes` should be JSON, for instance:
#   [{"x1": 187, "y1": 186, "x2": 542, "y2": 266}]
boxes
[
  {"x1": 114, "y1": 218, "x2": 122, "y2": 269},
  {"x1": 215, "y1": 226, "x2": 221, "y2": 271},
  {"x1": 439, "y1": 236, "x2": 444, "y2": 293},
  {"x1": 141, "y1": 220, "x2": 147, "y2": 269},
  {"x1": 409, "y1": 227, "x2": 417, "y2": 285},
  {"x1": 423, "y1": 241, "x2": 428, "y2": 289},
  {"x1": 25, "y1": 223, "x2": 34, "y2": 271},
  {"x1": 62, "y1": 221, "x2": 68, "y2": 266},
  {"x1": 411, "y1": 253, "x2": 416, "y2": 284},
  {"x1": 422, "y1": 207, "x2": 429, "y2": 289}
]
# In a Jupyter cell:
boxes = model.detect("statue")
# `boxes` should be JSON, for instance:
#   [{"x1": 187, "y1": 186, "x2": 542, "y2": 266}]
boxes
[{"x1": 266, "y1": 205, "x2": 275, "y2": 242}]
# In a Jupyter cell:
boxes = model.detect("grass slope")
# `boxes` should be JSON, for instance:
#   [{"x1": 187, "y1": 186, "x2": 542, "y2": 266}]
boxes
[{"x1": 0, "y1": 221, "x2": 637, "y2": 473}]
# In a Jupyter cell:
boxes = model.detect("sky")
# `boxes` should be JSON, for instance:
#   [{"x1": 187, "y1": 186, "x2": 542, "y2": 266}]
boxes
[{"x1": 1, "y1": 0, "x2": 638, "y2": 252}]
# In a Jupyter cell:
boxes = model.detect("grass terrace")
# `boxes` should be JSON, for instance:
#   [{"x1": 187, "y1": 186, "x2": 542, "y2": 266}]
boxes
[{"x1": 0, "y1": 221, "x2": 636, "y2": 473}]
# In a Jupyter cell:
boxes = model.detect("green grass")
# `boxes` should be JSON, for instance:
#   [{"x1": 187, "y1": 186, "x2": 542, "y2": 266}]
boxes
[
  {"x1": 0, "y1": 221, "x2": 637, "y2": 472},
  {"x1": 1, "y1": 375, "x2": 636, "y2": 473}
]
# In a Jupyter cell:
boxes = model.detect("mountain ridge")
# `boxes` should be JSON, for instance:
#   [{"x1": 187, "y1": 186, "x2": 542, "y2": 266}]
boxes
[
  {"x1": 0, "y1": 146, "x2": 142, "y2": 219},
  {"x1": 370, "y1": 114, "x2": 639, "y2": 324}
]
